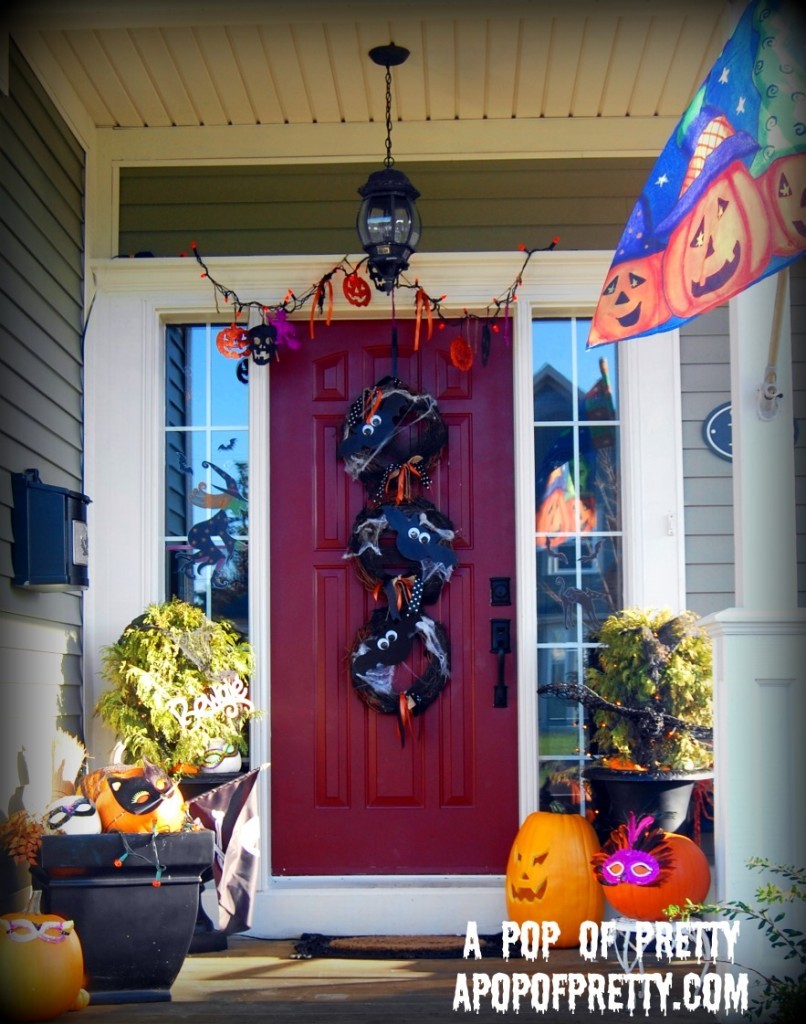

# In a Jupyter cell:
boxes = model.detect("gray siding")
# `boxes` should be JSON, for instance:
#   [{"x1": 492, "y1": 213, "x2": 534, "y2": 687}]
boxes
[
  {"x1": 0, "y1": 42, "x2": 85, "y2": 817},
  {"x1": 118, "y1": 159, "x2": 656, "y2": 258},
  {"x1": 680, "y1": 306, "x2": 735, "y2": 617}
]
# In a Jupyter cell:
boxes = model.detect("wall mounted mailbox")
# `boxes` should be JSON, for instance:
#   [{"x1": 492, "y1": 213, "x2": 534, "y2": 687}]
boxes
[{"x1": 11, "y1": 469, "x2": 91, "y2": 591}]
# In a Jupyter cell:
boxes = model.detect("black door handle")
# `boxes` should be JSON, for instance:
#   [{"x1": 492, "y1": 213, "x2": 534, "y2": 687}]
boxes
[{"x1": 490, "y1": 619, "x2": 511, "y2": 708}]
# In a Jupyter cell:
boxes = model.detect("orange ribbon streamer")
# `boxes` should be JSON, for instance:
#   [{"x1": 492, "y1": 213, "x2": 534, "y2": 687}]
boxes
[
  {"x1": 397, "y1": 692, "x2": 414, "y2": 747},
  {"x1": 384, "y1": 456, "x2": 424, "y2": 503},
  {"x1": 413, "y1": 288, "x2": 433, "y2": 351}
]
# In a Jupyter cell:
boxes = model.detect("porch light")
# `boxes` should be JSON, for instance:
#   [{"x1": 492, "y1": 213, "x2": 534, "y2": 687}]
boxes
[{"x1": 356, "y1": 43, "x2": 422, "y2": 294}]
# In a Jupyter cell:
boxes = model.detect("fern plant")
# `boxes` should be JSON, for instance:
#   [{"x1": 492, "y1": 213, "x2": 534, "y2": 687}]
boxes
[
  {"x1": 95, "y1": 598, "x2": 256, "y2": 774},
  {"x1": 585, "y1": 607, "x2": 713, "y2": 771}
]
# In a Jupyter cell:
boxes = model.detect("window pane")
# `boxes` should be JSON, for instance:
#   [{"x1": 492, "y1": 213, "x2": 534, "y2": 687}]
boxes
[
  {"x1": 164, "y1": 324, "x2": 249, "y2": 633},
  {"x1": 534, "y1": 317, "x2": 623, "y2": 809}
]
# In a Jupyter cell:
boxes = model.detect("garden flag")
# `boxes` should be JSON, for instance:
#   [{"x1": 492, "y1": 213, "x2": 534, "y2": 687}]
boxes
[
  {"x1": 588, "y1": 0, "x2": 805, "y2": 348},
  {"x1": 187, "y1": 765, "x2": 264, "y2": 934}
]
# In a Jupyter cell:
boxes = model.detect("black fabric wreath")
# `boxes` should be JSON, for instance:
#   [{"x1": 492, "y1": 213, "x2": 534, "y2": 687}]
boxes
[
  {"x1": 345, "y1": 498, "x2": 457, "y2": 610},
  {"x1": 349, "y1": 607, "x2": 451, "y2": 726},
  {"x1": 337, "y1": 376, "x2": 447, "y2": 502}
]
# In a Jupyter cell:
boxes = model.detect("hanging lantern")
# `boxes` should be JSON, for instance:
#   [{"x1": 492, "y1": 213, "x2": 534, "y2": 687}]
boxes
[{"x1": 356, "y1": 44, "x2": 422, "y2": 294}]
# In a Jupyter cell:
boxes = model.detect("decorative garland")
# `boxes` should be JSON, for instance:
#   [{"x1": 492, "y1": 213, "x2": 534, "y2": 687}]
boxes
[
  {"x1": 191, "y1": 236, "x2": 559, "y2": 378},
  {"x1": 338, "y1": 376, "x2": 448, "y2": 499},
  {"x1": 345, "y1": 498, "x2": 457, "y2": 610}
]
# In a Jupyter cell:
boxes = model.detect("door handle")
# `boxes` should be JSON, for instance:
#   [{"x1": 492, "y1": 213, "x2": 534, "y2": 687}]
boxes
[{"x1": 490, "y1": 619, "x2": 511, "y2": 708}]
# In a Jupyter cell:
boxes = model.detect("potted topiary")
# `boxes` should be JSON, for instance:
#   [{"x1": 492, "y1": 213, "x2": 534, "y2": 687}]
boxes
[
  {"x1": 95, "y1": 598, "x2": 257, "y2": 777},
  {"x1": 539, "y1": 607, "x2": 713, "y2": 839}
]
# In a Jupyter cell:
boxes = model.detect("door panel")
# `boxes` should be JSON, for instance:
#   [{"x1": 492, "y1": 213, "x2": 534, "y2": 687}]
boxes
[{"x1": 270, "y1": 319, "x2": 517, "y2": 875}]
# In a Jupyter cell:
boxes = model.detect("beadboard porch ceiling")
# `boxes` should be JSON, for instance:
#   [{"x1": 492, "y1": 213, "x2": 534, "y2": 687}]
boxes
[{"x1": 7, "y1": 0, "x2": 737, "y2": 163}]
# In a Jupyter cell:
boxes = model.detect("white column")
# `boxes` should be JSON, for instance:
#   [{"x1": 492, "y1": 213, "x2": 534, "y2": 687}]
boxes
[{"x1": 702, "y1": 271, "x2": 806, "y2": 984}]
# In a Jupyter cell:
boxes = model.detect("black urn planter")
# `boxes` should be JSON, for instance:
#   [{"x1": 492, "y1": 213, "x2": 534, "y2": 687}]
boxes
[
  {"x1": 32, "y1": 830, "x2": 214, "y2": 1005},
  {"x1": 583, "y1": 766, "x2": 713, "y2": 843}
]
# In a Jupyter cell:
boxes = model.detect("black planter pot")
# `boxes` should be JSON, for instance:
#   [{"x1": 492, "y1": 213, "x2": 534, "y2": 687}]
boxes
[
  {"x1": 583, "y1": 766, "x2": 713, "y2": 843},
  {"x1": 32, "y1": 830, "x2": 214, "y2": 1005}
]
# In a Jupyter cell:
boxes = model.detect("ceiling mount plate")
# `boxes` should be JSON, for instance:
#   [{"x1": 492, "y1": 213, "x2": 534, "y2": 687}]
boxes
[{"x1": 368, "y1": 44, "x2": 410, "y2": 68}]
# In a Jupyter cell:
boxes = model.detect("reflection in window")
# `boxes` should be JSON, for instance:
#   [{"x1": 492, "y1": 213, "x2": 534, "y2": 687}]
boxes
[
  {"x1": 533, "y1": 318, "x2": 623, "y2": 818},
  {"x1": 164, "y1": 324, "x2": 249, "y2": 636}
]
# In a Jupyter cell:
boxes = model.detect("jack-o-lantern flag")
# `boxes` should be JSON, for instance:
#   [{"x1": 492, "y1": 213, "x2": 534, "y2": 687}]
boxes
[{"x1": 588, "y1": 0, "x2": 805, "y2": 348}]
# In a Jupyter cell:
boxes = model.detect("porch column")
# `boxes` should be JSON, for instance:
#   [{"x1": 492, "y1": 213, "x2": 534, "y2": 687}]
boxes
[{"x1": 702, "y1": 271, "x2": 806, "y2": 981}]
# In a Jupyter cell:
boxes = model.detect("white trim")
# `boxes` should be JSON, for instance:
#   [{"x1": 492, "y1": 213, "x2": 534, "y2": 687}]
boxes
[{"x1": 84, "y1": 250, "x2": 685, "y2": 935}]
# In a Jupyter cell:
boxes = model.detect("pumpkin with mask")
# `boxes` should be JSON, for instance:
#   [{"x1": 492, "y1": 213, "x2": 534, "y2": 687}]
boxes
[
  {"x1": 591, "y1": 813, "x2": 710, "y2": 921},
  {"x1": 662, "y1": 161, "x2": 771, "y2": 320},
  {"x1": 78, "y1": 760, "x2": 186, "y2": 834},
  {"x1": 0, "y1": 895, "x2": 88, "y2": 1022},
  {"x1": 505, "y1": 811, "x2": 604, "y2": 948}
]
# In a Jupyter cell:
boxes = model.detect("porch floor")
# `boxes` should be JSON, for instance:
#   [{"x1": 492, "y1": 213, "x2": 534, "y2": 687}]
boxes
[{"x1": 77, "y1": 935, "x2": 745, "y2": 1023}]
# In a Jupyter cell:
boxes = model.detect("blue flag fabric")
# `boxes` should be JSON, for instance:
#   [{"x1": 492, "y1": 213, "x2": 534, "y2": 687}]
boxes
[{"x1": 588, "y1": 0, "x2": 805, "y2": 348}]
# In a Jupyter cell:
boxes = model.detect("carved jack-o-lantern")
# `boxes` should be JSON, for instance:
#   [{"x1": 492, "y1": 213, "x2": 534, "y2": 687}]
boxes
[
  {"x1": 762, "y1": 153, "x2": 806, "y2": 256},
  {"x1": 589, "y1": 251, "x2": 669, "y2": 345},
  {"x1": 505, "y1": 811, "x2": 604, "y2": 948},
  {"x1": 0, "y1": 898, "x2": 87, "y2": 1022},
  {"x1": 663, "y1": 161, "x2": 771, "y2": 319},
  {"x1": 78, "y1": 760, "x2": 186, "y2": 834}
]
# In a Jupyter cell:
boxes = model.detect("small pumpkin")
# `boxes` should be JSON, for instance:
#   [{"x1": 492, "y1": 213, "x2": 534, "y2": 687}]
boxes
[
  {"x1": 0, "y1": 894, "x2": 87, "y2": 1021},
  {"x1": 592, "y1": 814, "x2": 710, "y2": 921},
  {"x1": 78, "y1": 760, "x2": 186, "y2": 834},
  {"x1": 505, "y1": 811, "x2": 604, "y2": 948}
]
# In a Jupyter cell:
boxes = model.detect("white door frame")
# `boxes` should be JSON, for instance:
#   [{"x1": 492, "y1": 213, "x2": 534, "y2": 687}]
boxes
[{"x1": 83, "y1": 250, "x2": 685, "y2": 936}]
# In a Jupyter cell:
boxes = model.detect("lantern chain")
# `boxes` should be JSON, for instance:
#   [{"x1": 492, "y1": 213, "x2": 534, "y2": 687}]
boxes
[{"x1": 384, "y1": 63, "x2": 394, "y2": 168}]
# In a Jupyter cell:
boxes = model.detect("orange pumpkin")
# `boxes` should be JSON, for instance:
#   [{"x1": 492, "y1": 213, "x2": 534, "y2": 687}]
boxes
[
  {"x1": 762, "y1": 153, "x2": 806, "y2": 256},
  {"x1": 505, "y1": 811, "x2": 604, "y2": 948},
  {"x1": 600, "y1": 831, "x2": 710, "y2": 921},
  {"x1": 663, "y1": 161, "x2": 771, "y2": 319},
  {"x1": 0, "y1": 900, "x2": 87, "y2": 1021},
  {"x1": 343, "y1": 272, "x2": 372, "y2": 307},
  {"x1": 589, "y1": 251, "x2": 669, "y2": 345},
  {"x1": 78, "y1": 760, "x2": 186, "y2": 834}
]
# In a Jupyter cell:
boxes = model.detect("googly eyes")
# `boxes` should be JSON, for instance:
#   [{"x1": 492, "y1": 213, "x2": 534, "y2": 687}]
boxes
[
  {"x1": 377, "y1": 630, "x2": 398, "y2": 650},
  {"x1": 407, "y1": 527, "x2": 431, "y2": 545},
  {"x1": 362, "y1": 414, "x2": 382, "y2": 436}
]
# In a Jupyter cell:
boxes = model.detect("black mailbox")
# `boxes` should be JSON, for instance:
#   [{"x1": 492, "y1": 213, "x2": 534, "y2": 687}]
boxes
[{"x1": 11, "y1": 469, "x2": 91, "y2": 591}]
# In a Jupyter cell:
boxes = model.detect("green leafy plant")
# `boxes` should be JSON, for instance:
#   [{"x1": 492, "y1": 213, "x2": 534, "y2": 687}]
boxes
[
  {"x1": 585, "y1": 607, "x2": 713, "y2": 771},
  {"x1": 666, "y1": 858, "x2": 806, "y2": 1023},
  {"x1": 95, "y1": 598, "x2": 256, "y2": 774}
]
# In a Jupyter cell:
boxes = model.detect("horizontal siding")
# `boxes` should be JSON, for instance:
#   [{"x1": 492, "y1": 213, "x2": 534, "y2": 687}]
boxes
[
  {"x1": 118, "y1": 158, "x2": 655, "y2": 257},
  {"x1": 0, "y1": 42, "x2": 86, "y2": 820},
  {"x1": 680, "y1": 303, "x2": 734, "y2": 618}
]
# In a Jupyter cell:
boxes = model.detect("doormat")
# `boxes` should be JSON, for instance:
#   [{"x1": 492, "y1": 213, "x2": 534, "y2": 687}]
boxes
[{"x1": 292, "y1": 932, "x2": 505, "y2": 960}]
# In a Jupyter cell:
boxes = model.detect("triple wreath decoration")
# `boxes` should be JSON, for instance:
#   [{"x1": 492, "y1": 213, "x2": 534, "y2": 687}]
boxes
[{"x1": 339, "y1": 376, "x2": 455, "y2": 742}]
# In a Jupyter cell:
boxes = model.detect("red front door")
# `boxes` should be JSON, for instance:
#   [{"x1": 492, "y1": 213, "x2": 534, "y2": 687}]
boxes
[{"x1": 269, "y1": 318, "x2": 518, "y2": 875}]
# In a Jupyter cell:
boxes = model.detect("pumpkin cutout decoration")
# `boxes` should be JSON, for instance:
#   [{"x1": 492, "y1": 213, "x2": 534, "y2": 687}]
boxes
[
  {"x1": 0, "y1": 895, "x2": 88, "y2": 1022},
  {"x1": 589, "y1": 251, "x2": 670, "y2": 345},
  {"x1": 343, "y1": 271, "x2": 372, "y2": 307},
  {"x1": 215, "y1": 324, "x2": 250, "y2": 359},
  {"x1": 591, "y1": 813, "x2": 710, "y2": 921},
  {"x1": 762, "y1": 153, "x2": 806, "y2": 257},
  {"x1": 78, "y1": 759, "x2": 186, "y2": 834},
  {"x1": 505, "y1": 811, "x2": 604, "y2": 948},
  {"x1": 662, "y1": 161, "x2": 771, "y2": 320}
]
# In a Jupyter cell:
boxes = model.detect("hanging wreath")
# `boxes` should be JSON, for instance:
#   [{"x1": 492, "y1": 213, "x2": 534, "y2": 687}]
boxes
[
  {"x1": 345, "y1": 498, "x2": 457, "y2": 609},
  {"x1": 337, "y1": 376, "x2": 447, "y2": 501},
  {"x1": 349, "y1": 607, "x2": 450, "y2": 741}
]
